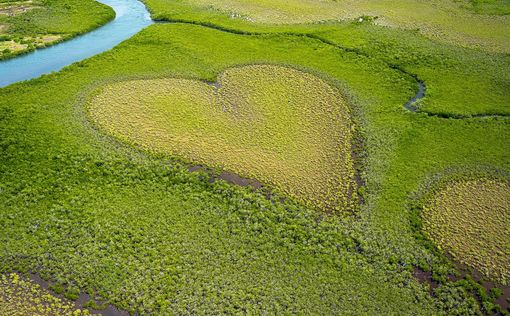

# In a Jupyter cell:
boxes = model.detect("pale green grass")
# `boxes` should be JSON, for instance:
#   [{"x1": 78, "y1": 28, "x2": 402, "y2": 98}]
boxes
[
  {"x1": 89, "y1": 65, "x2": 357, "y2": 212},
  {"x1": 148, "y1": 0, "x2": 510, "y2": 52},
  {"x1": 423, "y1": 180, "x2": 510, "y2": 285}
]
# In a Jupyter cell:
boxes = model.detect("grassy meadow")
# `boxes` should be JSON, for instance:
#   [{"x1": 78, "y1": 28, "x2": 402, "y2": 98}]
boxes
[
  {"x1": 0, "y1": 0, "x2": 114, "y2": 59},
  {"x1": 0, "y1": 0, "x2": 509, "y2": 315}
]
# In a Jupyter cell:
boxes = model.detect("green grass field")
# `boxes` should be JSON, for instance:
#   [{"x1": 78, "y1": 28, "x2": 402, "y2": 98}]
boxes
[
  {"x1": 0, "y1": 0, "x2": 114, "y2": 59},
  {"x1": 0, "y1": 0, "x2": 509, "y2": 314}
]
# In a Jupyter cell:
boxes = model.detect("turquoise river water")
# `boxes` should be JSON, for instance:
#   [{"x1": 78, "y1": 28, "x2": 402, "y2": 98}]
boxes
[{"x1": 0, "y1": 0, "x2": 152, "y2": 87}]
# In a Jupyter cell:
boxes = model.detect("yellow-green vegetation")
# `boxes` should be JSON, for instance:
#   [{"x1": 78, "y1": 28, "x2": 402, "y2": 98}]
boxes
[
  {"x1": 0, "y1": 273, "x2": 94, "y2": 315},
  {"x1": 0, "y1": 0, "x2": 114, "y2": 59},
  {"x1": 0, "y1": 34, "x2": 60, "y2": 54},
  {"x1": 89, "y1": 65, "x2": 356, "y2": 211},
  {"x1": 423, "y1": 179, "x2": 510, "y2": 285},
  {"x1": 146, "y1": 0, "x2": 510, "y2": 52}
]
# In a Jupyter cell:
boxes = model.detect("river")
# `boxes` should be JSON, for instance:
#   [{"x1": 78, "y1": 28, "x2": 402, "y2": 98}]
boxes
[{"x1": 0, "y1": 0, "x2": 152, "y2": 87}]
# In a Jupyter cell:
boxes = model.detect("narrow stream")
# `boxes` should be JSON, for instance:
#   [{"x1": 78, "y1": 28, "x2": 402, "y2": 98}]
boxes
[
  {"x1": 0, "y1": 0, "x2": 428, "y2": 110},
  {"x1": 405, "y1": 81, "x2": 426, "y2": 112},
  {"x1": 0, "y1": 0, "x2": 153, "y2": 87}
]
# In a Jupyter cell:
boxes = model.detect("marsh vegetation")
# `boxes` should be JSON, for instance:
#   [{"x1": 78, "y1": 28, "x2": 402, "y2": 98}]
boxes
[
  {"x1": 423, "y1": 179, "x2": 510, "y2": 286},
  {"x1": 0, "y1": 0, "x2": 508, "y2": 314}
]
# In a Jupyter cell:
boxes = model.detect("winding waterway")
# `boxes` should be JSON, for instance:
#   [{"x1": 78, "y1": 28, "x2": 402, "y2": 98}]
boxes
[
  {"x1": 0, "y1": 0, "x2": 437, "y2": 115},
  {"x1": 0, "y1": 0, "x2": 152, "y2": 87}
]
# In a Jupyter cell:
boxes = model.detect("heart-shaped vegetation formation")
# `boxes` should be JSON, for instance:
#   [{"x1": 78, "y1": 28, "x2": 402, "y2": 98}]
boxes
[
  {"x1": 423, "y1": 179, "x2": 510, "y2": 285},
  {"x1": 88, "y1": 65, "x2": 358, "y2": 211}
]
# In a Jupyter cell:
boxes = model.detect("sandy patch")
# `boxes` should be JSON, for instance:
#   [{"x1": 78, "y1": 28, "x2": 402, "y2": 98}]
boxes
[
  {"x1": 0, "y1": 1, "x2": 38, "y2": 16},
  {"x1": 0, "y1": 40, "x2": 27, "y2": 53}
]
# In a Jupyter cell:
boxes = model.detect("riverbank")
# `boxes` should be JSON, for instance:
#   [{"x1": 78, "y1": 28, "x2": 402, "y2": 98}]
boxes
[
  {"x1": 0, "y1": 0, "x2": 115, "y2": 60},
  {"x1": 0, "y1": 0, "x2": 152, "y2": 87}
]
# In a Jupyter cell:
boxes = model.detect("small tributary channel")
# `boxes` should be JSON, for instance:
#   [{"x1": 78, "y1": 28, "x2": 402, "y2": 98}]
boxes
[{"x1": 0, "y1": 0, "x2": 153, "y2": 87}]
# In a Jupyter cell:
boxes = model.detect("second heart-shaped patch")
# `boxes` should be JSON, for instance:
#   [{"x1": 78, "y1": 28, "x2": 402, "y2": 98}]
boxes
[{"x1": 88, "y1": 65, "x2": 357, "y2": 211}]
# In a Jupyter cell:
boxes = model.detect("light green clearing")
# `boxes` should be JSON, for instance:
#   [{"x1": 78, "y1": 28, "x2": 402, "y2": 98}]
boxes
[
  {"x1": 145, "y1": 0, "x2": 510, "y2": 53},
  {"x1": 423, "y1": 180, "x2": 510, "y2": 285},
  {"x1": 89, "y1": 65, "x2": 356, "y2": 211}
]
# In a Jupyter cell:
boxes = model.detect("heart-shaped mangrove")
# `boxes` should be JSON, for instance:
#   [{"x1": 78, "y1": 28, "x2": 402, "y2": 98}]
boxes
[{"x1": 88, "y1": 65, "x2": 357, "y2": 211}]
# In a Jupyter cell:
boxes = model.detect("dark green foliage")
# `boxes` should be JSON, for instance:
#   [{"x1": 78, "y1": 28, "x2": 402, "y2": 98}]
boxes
[
  {"x1": 64, "y1": 287, "x2": 80, "y2": 301},
  {"x1": 49, "y1": 283, "x2": 64, "y2": 294},
  {"x1": 83, "y1": 299, "x2": 107, "y2": 310},
  {"x1": 434, "y1": 285, "x2": 481, "y2": 315},
  {"x1": 490, "y1": 288, "x2": 503, "y2": 301},
  {"x1": 469, "y1": 0, "x2": 510, "y2": 15}
]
